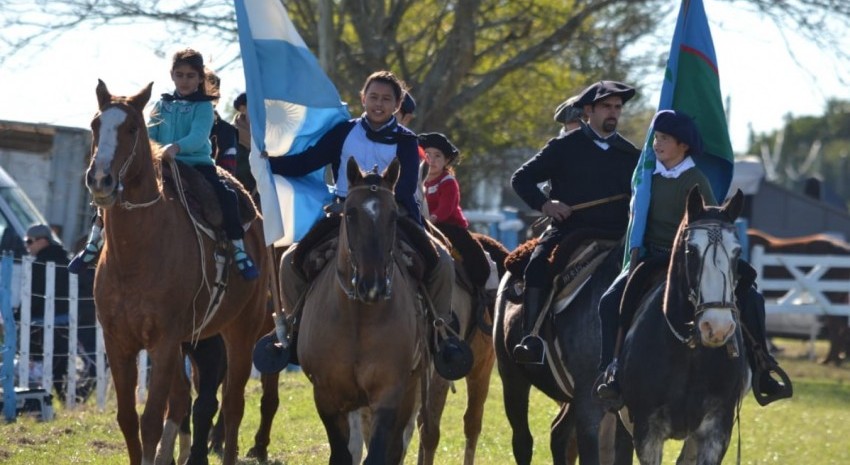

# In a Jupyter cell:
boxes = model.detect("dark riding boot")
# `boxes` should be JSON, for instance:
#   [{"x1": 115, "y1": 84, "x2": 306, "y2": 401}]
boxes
[
  {"x1": 738, "y1": 283, "x2": 793, "y2": 406},
  {"x1": 68, "y1": 222, "x2": 103, "y2": 274},
  {"x1": 595, "y1": 276, "x2": 627, "y2": 409},
  {"x1": 512, "y1": 287, "x2": 546, "y2": 365}
]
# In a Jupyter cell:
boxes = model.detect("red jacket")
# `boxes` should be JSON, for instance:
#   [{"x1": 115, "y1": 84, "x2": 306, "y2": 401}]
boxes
[{"x1": 424, "y1": 171, "x2": 469, "y2": 228}]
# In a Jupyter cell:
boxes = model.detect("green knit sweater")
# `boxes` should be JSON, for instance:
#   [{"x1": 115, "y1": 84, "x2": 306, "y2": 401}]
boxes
[{"x1": 644, "y1": 167, "x2": 717, "y2": 250}]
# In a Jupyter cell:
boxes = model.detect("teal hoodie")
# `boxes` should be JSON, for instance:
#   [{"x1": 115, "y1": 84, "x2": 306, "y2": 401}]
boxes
[{"x1": 148, "y1": 98, "x2": 214, "y2": 167}]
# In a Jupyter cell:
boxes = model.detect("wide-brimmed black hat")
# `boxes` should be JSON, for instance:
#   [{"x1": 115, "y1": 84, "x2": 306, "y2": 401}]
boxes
[
  {"x1": 576, "y1": 80, "x2": 636, "y2": 107},
  {"x1": 418, "y1": 132, "x2": 460, "y2": 161},
  {"x1": 554, "y1": 94, "x2": 584, "y2": 124},
  {"x1": 651, "y1": 109, "x2": 703, "y2": 156}
]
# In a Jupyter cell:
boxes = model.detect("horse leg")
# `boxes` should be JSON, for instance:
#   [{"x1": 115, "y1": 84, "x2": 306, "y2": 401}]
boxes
[
  {"x1": 675, "y1": 437, "x2": 698, "y2": 465},
  {"x1": 142, "y1": 346, "x2": 184, "y2": 465},
  {"x1": 418, "y1": 375, "x2": 450, "y2": 465},
  {"x1": 691, "y1": 415, "x2": 733, "y2": 465},
  {"x1": 317, "y1": 407, "x2": 353, "y2": 465},
  {"x1": 499, "y1": 367, "x2": 534, "y2": 465},
  {"x1": 550, "y1": 402, "x2": 574, "y2": 465},
  {"x1": 367, "y1": 379, "x2": 419, "y2": 465},
  {"x1": 106, "y1": 342, "x2": 143, "y2": 465},
  {"x1": 154, "y1": 363, "x2": 190, "y2": 465},
  {"x1": 461, "y1": 334, "x2": 495, "y2": 465},
  {"x1": 632, "y1": 421, "x2": 663, "y2": 465},
  {"x1": 186, "y1": 337, "x2": 225, "y2": 465},
  {"x1": 219, "y1": 335, "x2": 254, "y2": 465},
  {"x1": 246, "y1": 371, "x2": 280, "y2": 461}
]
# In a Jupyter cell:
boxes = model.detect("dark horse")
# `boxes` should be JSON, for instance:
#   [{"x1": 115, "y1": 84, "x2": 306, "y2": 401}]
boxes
[
  {"x1": 617, "y1": 188, "x2": 748, "y2": 465},
  {"x1": 494, "y1": 231, "x2": 633, "y2": 464},
  {"x1": 85, "y1": 81, "x2": 269, "y2": 465},
  {"x1": 297, "y1": 157, "x2": 427, "y2": 465}
]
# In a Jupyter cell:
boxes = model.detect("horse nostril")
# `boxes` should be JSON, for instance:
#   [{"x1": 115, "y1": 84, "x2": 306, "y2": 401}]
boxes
[{"x1": 103, "y1": 173, "x2": 114, "y2": 188}]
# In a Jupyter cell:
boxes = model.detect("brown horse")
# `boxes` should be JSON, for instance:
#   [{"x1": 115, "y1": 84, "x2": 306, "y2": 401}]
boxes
[
  {"x1": 297, "y1": 157, "x2": 427, "y2": 465},
  {"x1": 748, "y1": 228, "x2": 850, "y2": 364},
  {"x1": 85, "y1": 80, "x2": 269, "y2": 465},
  {"x1": 416, "y1": 233, "x2": 509, "y2": 465}
]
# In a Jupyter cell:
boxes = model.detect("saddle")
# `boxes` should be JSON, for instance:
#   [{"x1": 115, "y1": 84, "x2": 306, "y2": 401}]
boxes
[
  {"x1": 291, "y1": 212, "x2": 437, "y2": 283},
  {"x1": 504, "y1": 228, "x2": 621, "y2": 303},
  {"x1": 161, "y1": 160, "x2": 259, "y2": 234},
  {"x1": 619, "y1": 255, "x2": 669, "y2": 329},
  {"x1": 432, "y1": 222, "x2": 491, "y2": 289}
]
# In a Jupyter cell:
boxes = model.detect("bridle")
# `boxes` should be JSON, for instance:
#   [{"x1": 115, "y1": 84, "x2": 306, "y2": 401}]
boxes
[
  {"x1": 335, "y1": 182, "x2": 397, "y2": 301},
  {"x1": 667, "y1": 218, "x2": 740, "y2": 345},
  {"x1": 95, "y1": 104, "x2": 161, "y2": 210}
]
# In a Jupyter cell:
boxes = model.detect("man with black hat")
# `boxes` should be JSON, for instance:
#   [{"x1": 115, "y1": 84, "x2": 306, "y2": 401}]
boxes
[
  {"x1": 510, "y1": 80, "x2": 641, "y2": 364},
  {"x1": 554, "y1": 94, "x2": 585, "y2": 136}
]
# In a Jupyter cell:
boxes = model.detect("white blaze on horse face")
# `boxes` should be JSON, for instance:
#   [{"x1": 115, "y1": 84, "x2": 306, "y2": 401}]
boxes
[
  {"x1": 363, "y1": 197, "x2": 380, "y2": 222},
  {"x1": 94, "y1": 108, "x2": 127, "y2": 173},
  {"x1": 691, "y1": 227, "x2": 739, "y2": 347}
]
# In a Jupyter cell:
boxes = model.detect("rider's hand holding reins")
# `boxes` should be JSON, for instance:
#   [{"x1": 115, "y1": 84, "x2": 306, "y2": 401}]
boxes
[{"x1": 542, "y1": 199, "x2": 572, "y2": 222}]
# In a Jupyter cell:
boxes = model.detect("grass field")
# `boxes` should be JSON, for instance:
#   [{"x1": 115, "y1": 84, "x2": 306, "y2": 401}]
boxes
[{"x1": 2, "y1": 339, "x2": 849, "y2": 464}]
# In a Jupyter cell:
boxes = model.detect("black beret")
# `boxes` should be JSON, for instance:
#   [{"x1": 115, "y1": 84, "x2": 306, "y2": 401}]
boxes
[
  {"x1": 554, "y1": 95, "x2": 583, "y2": 124},
  {"x1": 400, "y1": 93, "x2": 416, "y2": 115},
  {"x1": 576, "y1": 80, "x2": 636, "y2": 107},
  {"x1": 233, "y1": 92, "x2": 247, "y2": 110},
  {"x1": 418, "y1": 132, "x2": 459, "y2": 160},
  {"x1": 651, "y1": 109, "x2": 703, "y2": 156}
]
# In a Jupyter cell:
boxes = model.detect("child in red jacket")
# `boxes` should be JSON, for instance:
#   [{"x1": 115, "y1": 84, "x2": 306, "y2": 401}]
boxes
[{"x1": 420, "y1": 132, "x2": 468, "y2": 228}]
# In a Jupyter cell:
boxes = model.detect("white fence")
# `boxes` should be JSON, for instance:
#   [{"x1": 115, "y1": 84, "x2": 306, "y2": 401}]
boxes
[
  {"x1": 0, "y1": 253, "x2": 118, "y2": 421},
  {"x1": 750, "y1": 245, "x2": 850, "y2": 356}
]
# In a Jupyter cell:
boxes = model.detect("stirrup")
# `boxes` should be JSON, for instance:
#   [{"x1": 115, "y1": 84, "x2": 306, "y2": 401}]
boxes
[
  {"x1": 234, "y1": 248, "x2": 259, "y2": 281},
  {"x1": 68, "y1": 243, "x2": 101, "y2": 274},
  {"x1": 512, "y1": 334, "x2": 545, "y2": 365},
  {"x1": 593, "y1": 361, "x2": 624, "y2": 411},
  {"x1": 752, "y1": 364, "x2": 793, "y2": 406}
]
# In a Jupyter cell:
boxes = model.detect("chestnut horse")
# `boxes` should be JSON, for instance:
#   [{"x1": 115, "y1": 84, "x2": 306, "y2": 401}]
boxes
[
  {"x1": 297, "y1": 157, "x2": 427, "y2": 464},
  {"x1": 417, "y1": 233, "x2": 509, "y2": 465},
  {"x1": 85, "y1": 81, "x2": 269, "y2": 465},
  {"x1": 747, "y1": 229, "x2": 850, "y2": 364}
]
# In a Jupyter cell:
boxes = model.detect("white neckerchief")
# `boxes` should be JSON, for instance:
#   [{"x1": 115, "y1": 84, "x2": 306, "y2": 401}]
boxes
[
  {"x1": 588, "y1": 126, "x2": 613, "y2": 150},
  {"x1": 654, "y1": 156, "x2": 695, "y2": 179}
]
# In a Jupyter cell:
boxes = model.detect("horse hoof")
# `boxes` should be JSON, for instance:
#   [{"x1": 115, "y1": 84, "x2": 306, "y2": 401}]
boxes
[{"x1": 246, "y1": 446, "x2": 268, "y2": 461}]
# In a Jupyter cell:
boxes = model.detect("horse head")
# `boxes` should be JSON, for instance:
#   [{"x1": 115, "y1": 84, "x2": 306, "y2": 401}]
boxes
[
  {"x1": 338, "y1": 157, "x2": 401, "y2": 303},
  {"x1": 667, "y1": 187, "x2": 744, "y2": 348},
  {"x1": 86, "y1": 80, "x2": 154, "y2": 209}
]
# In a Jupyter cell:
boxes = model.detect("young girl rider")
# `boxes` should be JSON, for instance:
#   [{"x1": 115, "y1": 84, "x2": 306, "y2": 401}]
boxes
[{"x1": 69, "y1": 48, "x2": 259, "y2": 280}]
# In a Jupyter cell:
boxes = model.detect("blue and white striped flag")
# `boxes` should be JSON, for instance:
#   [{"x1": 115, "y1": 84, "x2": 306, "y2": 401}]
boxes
[{"x1": 235, "y1": 0, "x2": 350, "y2": 246}]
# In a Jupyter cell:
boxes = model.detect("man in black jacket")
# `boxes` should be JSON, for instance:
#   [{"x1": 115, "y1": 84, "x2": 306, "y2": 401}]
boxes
[{"x1": 510, "y1": 81, "x2": 641, "y2": 364}]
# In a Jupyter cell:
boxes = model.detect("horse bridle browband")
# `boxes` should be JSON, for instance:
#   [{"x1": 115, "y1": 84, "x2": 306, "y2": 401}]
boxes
[
  {"x1": 669, "y1": 219, "x2": 739, "y2": 345},
  {"x1": 336, "y1": 182, "x2": 397, "y2": 301}
]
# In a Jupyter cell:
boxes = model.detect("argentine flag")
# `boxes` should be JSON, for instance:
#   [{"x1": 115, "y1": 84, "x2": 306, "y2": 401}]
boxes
[{"x1": 235, "y1": 0, "x2": 350, "y2": 246}]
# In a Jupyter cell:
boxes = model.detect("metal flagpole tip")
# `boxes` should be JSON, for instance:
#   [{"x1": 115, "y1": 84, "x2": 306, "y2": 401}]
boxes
[{"x1": 252, "y1": 332, "x2": 290, "y2": 373}]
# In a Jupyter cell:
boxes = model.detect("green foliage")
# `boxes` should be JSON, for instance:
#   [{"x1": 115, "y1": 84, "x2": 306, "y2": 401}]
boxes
[
  {"x1": 749, "y1": 98, "x2": 850, "y2": 207},
  {"x1": 1, "y1": 341, "x2": 849, "y2": 464}
]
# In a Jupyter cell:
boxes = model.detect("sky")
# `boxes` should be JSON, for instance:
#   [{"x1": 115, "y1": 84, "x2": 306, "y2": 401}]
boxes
[{"x1": 0, "y1": 2, "x2": 847, "y2": 155}]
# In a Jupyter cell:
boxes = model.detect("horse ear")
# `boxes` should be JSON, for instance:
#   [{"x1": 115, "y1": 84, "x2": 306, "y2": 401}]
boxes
[
  {"x1": 128, "y1": 82, "x2": 154, "y2": 112},
  {"x1": 721, "y1": 188, "x2": 745, "y2": 221},
  {"x1": 686, "y1": 185, "x2": 705, "y2": 220},
  {"x1": 384, "y1": 158, "x2": 401, "y2": 187},
  {"x1": 96, "y1": 79, "x2": 112, "y2": 111},
  {"x1": 346, "y1": 157, "x2": 363, "y2": 187}
]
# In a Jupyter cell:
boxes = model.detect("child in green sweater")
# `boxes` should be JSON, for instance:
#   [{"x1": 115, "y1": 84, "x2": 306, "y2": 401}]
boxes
[{"x1": 595, "y1": 109, "x2": 791, "y2": 407}]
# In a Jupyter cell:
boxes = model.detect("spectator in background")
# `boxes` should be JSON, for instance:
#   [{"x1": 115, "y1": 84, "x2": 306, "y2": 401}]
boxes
[
  {"x1": 231, "y1": 92, "x2": 257, "y2": 193},
  {"x1": 554, "y1": 94, "x2": 585, "y2": 136},
  {"x1": 205, "y1": 67, "x2": 239, "y2": 174}
]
